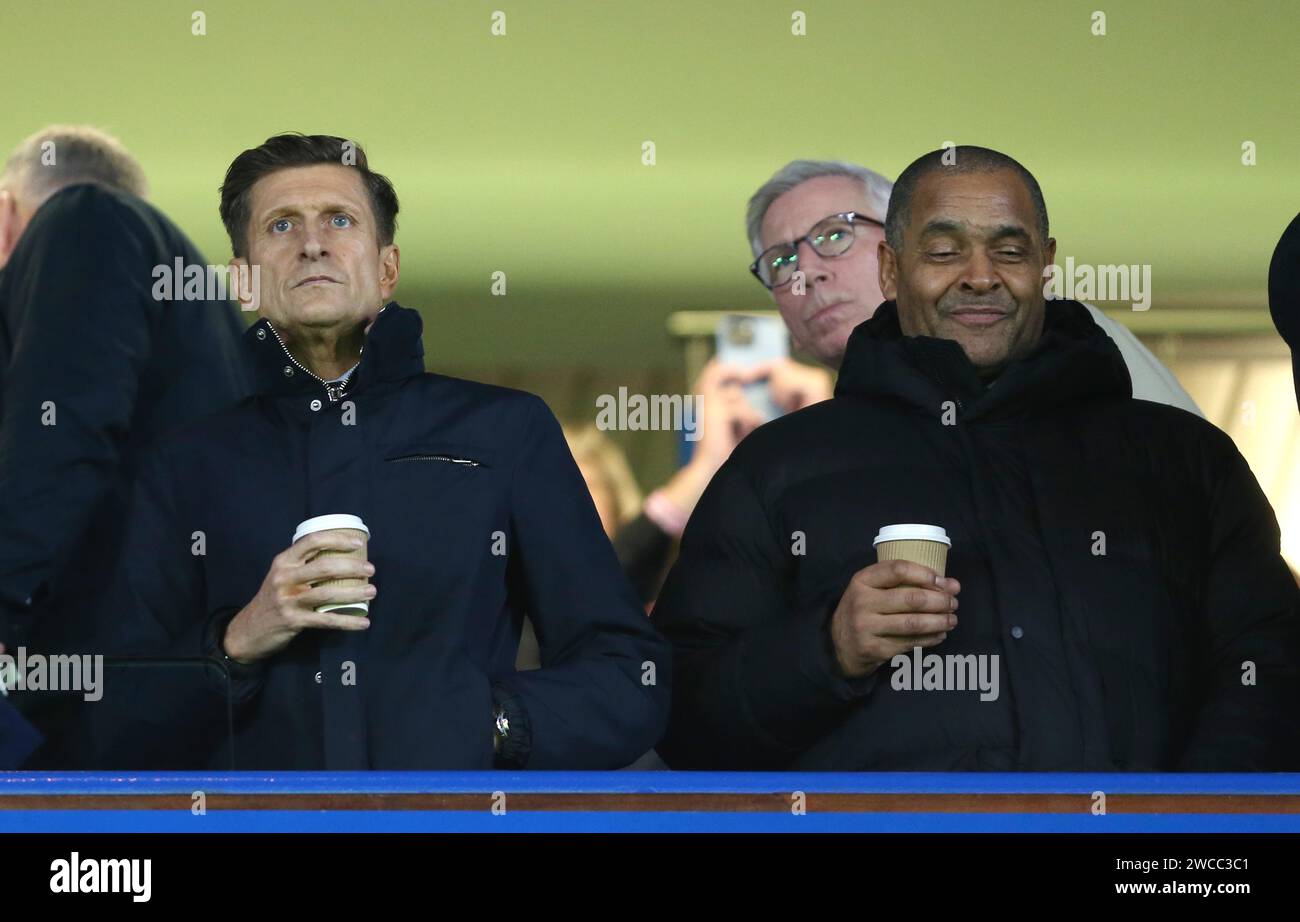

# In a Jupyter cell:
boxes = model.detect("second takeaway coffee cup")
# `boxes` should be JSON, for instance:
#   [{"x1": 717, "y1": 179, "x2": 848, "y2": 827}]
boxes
[
  {"x1": 873, "y1": 524, "x2": 951, "y2": 577},
  {"x1": 292, "y1": 514, "x2": 371, "y2": 615}
]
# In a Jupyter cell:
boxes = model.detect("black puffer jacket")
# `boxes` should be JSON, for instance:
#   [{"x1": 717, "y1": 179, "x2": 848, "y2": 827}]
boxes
[{"x1": 655, "y1": 299, "x2": 1300, "y2": 771}]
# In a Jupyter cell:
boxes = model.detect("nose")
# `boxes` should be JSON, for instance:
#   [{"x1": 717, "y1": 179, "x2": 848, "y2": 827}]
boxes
[
  {"x1": 299, "y1": 224, "x2": 329, "y2": 261},
  {"x1": 794, "y1": 239, "x2": 832, "y2": 285},
  {"x1": 959, "y1": 247, "x2": 1000, "y2": 294}
]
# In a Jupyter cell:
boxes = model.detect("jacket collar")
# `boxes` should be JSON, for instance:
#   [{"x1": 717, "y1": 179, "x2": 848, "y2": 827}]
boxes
[
  {"x1": 245, "y1": 301, "x2": 426, "y2": 399},
  {"x1": 834, "y1": 299, "x2": 1132, "y2": 420}
]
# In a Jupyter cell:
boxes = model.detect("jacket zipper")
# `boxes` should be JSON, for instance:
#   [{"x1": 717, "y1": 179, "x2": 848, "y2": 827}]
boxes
[
  {"x1": 389, "y1": 454, "x2": 483, "y2": 467},
  {"x1": 263, "y1": 320, "x2": 357, "y2": 403}
]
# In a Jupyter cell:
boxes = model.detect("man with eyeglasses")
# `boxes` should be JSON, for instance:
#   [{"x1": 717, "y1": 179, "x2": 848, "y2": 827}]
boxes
[{"x1": 653, "y1": 146, "x2": 1300, "y2": 771}]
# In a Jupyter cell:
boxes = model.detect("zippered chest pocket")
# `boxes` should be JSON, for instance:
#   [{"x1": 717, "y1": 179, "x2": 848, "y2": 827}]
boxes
[
  {"x1": 388, "y1": 453, "x2": 487, "y2": 467},
  {"x1": 381, "y1": 442, "x2": 495, "y2": 469}
]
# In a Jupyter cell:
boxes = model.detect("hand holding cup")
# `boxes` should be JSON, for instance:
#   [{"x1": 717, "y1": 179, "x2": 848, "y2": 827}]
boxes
[
  {"x1": 828, "y1": 525, "x2": 959, "y2": 679},
  {"x1": 223, "y1": 515, "x2": 375, "y2": 665}
]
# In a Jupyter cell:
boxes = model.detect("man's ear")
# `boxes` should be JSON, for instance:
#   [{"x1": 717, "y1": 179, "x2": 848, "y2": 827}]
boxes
[
  {"x1": 378, "y1": 244, "x2": 400, "y2": 300},
  {"x1": 878, "y1": 239, "x2": 899, "y2": 300},
  {"x1": 227, "y1": 256, "x2": 258, "y2": 312},
  {"x1": 1043, "y1": 237, "x2": 1057, "y2": 270}
]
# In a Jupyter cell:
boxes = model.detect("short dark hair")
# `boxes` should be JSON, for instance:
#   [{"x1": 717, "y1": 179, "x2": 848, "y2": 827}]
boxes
[
  {"x1": 219, "y1": 133, "x2": 399, "y2": 258},
  {"x1": 884, "y1": 145, "x2": 1048, "y2": 252}
]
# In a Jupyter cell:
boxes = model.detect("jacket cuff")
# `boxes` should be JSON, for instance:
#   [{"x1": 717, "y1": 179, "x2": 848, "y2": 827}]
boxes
[
  {"x1": 491, "y1": 682, "x2": 533, "y2": 768},
  {"x1": 753, "y1": 606, "x2": 879, "y2": 713},
  {"x1": 724, "y1": 612, "x2": 878, "y2": 758},
  {"x1": 803, "y1": 610, "x2": 881, "y2": 701},
  {"x1": 202, "y1": 606, "x2": 268, "y2": 706}
]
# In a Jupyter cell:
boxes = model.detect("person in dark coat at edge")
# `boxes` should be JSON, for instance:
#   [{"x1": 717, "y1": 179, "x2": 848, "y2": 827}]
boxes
[
  {"x1": 98, "y1": 133, "x2": 670, "y2": 770},
  {"x1": 0, "y1": 126, "x2": 250, "y2": 767},
  {"x1": 1269, "y1": 212, "x2": 1300, "y2": 412},
  {"x1": 654, "y1": 145, "x2": 1300, "y2": 772},
  {"x1": 1267, "y1": 212, "x2": 1300, "y2": 589}
]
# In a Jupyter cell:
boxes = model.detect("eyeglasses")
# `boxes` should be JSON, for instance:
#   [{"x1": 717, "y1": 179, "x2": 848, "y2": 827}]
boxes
[{"x1": 749, "y1": 211, "x2": 884, "y2": 290}]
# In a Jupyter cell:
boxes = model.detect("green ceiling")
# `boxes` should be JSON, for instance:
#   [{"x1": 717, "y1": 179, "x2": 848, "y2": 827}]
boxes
[{"x1": 4, "y1": 0, "x2": 1297, "y2": 369}]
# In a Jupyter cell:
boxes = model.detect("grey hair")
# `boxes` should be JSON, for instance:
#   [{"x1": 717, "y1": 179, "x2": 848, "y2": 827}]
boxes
[
  {"x1": 0, "y1": 125, "x2": 148, "y2": 206},
  {"x1": 746, "y1": 159, "x2": 893, "y2": 257}
]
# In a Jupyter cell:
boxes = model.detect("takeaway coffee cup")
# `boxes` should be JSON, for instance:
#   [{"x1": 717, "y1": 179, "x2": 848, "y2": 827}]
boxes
[
  {"x1": 873, "y1": 524, "x2": 951, "y2": 577},
  {"x1": 292, "y1": 514, "x2": 371, "y2": 615}
]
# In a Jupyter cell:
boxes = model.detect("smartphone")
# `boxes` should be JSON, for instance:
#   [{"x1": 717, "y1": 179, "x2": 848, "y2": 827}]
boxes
[{"x1": 715, "y1": 314, "x2": 790, "y2": 424}]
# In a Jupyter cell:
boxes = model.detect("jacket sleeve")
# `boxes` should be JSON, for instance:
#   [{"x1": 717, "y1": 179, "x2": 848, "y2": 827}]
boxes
[
  {"x1": 1179, "y1": 440, "x2": 1300, "y2": 770},
  {"x1": 0, "y1": 191, "x2": 156, "y2": 640},
  {"x1": 92, "y1": 443, "x2": 263, "y2": 768},
  {"x1": 612, "y1": 512, "x2": 675, "y2": 605},
  {"x1": 652, "y1": 452, "x2": 876, "y2": 770},
  {"x1": 492, "y1": 396, "x2": 671, "y2": 769}
]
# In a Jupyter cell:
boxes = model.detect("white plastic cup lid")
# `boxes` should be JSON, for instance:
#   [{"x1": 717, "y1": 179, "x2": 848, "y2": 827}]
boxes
[
  {"x1": 293, "y1": 513, "x2": 370, "y2": 544},
  {"x1": 873, "y1": 523, "x2": 951, "y2": 547}
]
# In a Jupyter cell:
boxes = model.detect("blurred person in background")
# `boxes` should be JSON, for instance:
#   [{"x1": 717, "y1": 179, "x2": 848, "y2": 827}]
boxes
[
  {"x1": 0, "y1": 125, "x2": 249, "y2": 767},
  {"x1": 565, "y1": 424, "x2": 644, "y2": 545},
  {"x1": 544, "y1": 359, "x2": 834, "y2": 624}
]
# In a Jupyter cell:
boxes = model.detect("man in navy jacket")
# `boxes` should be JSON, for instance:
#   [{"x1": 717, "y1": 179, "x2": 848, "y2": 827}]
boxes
[{"x1": 101, "y1": 134, "x2": 669, "y2": 770}]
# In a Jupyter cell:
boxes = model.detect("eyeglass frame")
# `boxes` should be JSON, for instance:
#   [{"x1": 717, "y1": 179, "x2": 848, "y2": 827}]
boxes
[{"x1": 748, "y1": 211, "x2": 885, "y2": 290}]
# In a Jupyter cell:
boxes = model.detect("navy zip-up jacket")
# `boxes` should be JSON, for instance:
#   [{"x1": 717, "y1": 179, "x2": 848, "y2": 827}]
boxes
[{"x1": 101, "y1": 302, "x2": 670, "y2": 770}]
